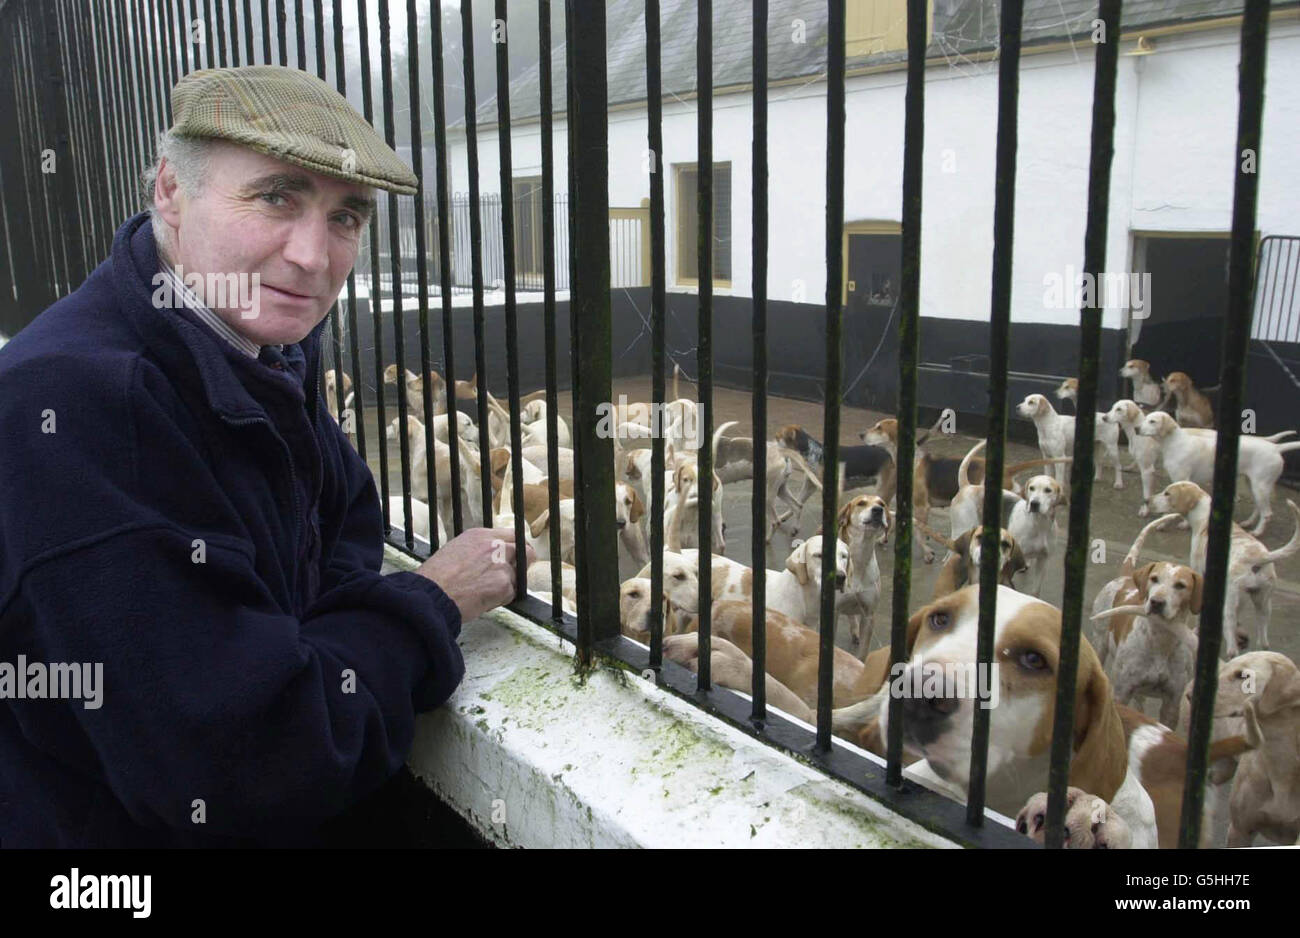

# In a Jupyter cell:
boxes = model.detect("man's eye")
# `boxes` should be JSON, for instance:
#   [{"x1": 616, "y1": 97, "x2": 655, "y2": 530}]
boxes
[
  {"x1": 333, "y1": 212, "x2": 362, "y2": 230},
  {"x1": 259, "y1": 191, "x2": 288, "y2": 206}
]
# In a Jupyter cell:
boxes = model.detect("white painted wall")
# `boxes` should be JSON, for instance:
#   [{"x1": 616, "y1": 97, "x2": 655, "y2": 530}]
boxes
[{"x1": 446, "y1": 22, "x2": 1300, "y2": 331}]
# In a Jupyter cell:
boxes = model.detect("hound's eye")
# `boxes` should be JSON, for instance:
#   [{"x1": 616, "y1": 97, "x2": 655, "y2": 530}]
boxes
[
  {"x1": 628, "y1": 590, "x2": 641, "y2": 599},
  {"x1": 1174, "y1": 582, "x2": 1185, "y2": 590},
  {"x1": 929, "y1": 611, "x2": 950, "y2": 631},
  {"x1": 1019, "y1": 650, "x2": 1049, "y2": 671},
  {"x1": 673, "y1": 572, "x2": 686, "y2": 580},
  {"x1": 1150, "y1": 574, "x2": 1158, "y2": 582}
]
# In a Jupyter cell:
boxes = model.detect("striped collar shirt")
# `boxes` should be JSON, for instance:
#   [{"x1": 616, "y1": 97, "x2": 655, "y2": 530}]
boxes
[{"x1": 160, "y1": 264, "x2": 263, "y2": 359}]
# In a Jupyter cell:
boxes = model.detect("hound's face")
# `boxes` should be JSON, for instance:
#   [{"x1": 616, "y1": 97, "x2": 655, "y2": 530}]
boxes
[
  {"x1": 1120, "y1": 359, "x2": 1150, "y2": 381},
  {"x1": 1102, "y1": 399, "x2": 1141, "y2": 428},
  {"x1": 614, "y1": 482, "x2": 644, "y2": 530},
  {"x1": 1134, "y1": 561, "x2": 1202, "y2": 621},
  {"x1": 1054, "y1": 378, "x2": 1078, "y2": 402},
  {"x1": 385, "y1": 415, "x2": 421, "y2": 445},
  {"x1": 522, "y1": 399, "x2": 546, "y2": 424},
  {"x1": 1136, "y1": 410, "x2": 1177, "y2": 439},
  {"x1": 967, "y1": 528, "x2": 1020, "y2": 576},
  {"x1": 859, "y1": 418, "x2": 897, "y2": 448},
  {"x1": 658, "y1": 551, "x2": 701, "y2": 613},
  {"x1": 839, "y1": 494, "x2": 890, "y2": 541},
  {"x1": 324, "y1": 369, "x2": 352, "y2": 399},
  {"x1": 619, "y1": 578, "x2": 658, "y2": 637},
  {"x1": 1016, "y1": 394, "x2": 1049, "y2": 420},
  {"x1": 880, "y1": 586, "x2": 1100, "y2": 791},
  {"x1": 776, "y1": 425, "x2": 803, "y2": 450},
  {"x1": 1162, "y1": 371, "x2": 1192, "y2": 395},
  {"x1": 785, "y1": 535, "x2": 849, "y2": 591},
  {"x1": 1182, "y1": 651, "x2": 1297, "y2": 741},
  {"x1": 1022, "y1": 475, "x2": 1065, "y2": 516},
  {"x1": 1148, "y1": 480, "x2": 1204, "y2": 516}
]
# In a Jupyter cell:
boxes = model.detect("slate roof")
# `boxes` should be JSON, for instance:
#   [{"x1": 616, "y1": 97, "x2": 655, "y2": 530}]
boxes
[{"x1": 455, "y1": 0, "x2": 1287, "y2": 132}]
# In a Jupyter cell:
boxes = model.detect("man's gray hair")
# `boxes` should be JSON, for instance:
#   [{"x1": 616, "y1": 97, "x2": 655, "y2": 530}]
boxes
[{"x1": 141, "y1": 131, "x2": 215, "y2": 260}]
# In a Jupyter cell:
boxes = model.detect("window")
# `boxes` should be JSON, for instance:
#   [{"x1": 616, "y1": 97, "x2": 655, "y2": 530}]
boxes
[
  {"x1": 846, "y1": 0, "x2": 932, "y2": 57},
  {"x1": 675, "y1": 162, "x2": 732, "y2": 286},
  {"x1": 512, "y1": 175, "x2": 544, "y2": 289}
]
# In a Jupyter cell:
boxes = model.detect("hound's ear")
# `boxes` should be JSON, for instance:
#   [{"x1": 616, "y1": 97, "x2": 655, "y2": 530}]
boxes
[
  {"x1": 786, "y1": 541, "x2": 810, "y2": 585},
  {"x1": 953, "y1": 529, "x2": 973, "y2": 557},
  {"x1": 491, "y1": 448, "x2": 511, "y2": 476},
  {"x1": 1134, "y1": 562, "x2": 1157, "y2": 596},
  {"x1": 673, "y1": 463, "x2": 687, "y2": 491},
  {"x1": 1257, "y1": 665, "x2": 1300, "y2": 717},
  {"x1": 343, "y1": 372, "x2": 353, "y2": 393},
  {"x1": 530, "y1": 510, "x2": 550, "y2": 539},
  {"x1": 628, "y1": 489, "x2": 646, "y2": 524},
  {"x1": 1189, "y1": 570, "x2": 1204, "y2": 615},
  {"x1": 906, "y1": 605, "x2": 927, "y2": 654},
  {"x1": 1069, "y1": 651, "x2": 1128, "y2": 801},
  {"x1": 1010, "y1": 541, "x2": 1028, "y2": 577},
  {"x1": 836, "y1": 499, "x2": 854, "y2": 539}
]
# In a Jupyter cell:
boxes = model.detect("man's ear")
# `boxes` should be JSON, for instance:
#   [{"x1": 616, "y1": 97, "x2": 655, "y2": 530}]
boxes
[{"x1": 153, "y1": 157, "x2": 184, "y2": 230}]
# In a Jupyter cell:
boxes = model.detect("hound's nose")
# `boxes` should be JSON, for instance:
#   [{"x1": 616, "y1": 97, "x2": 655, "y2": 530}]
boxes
[
  {"x1": 901, "y1": 666, "x2": 959, "y2": 743},
  {"x1": 1028, "y1": 501, "x2": 1040, "y2": 513},
  {"x1": 871, "y1": 506, "x2": 884, "y2": 519},
  {"x1": 834, "y1": 573, "x2": 846, "y2": 589},
  {"x1": 616, "y1": 520, "x2": 626, "y2": 530},
  {"x1": 1147, "y1": 598, "x2": 1165, "y2": 616}
]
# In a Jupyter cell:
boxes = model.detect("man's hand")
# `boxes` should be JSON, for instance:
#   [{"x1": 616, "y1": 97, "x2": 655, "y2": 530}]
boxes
[{"x1": 415, "y1": 527, "x2": 534, "y2": 621}]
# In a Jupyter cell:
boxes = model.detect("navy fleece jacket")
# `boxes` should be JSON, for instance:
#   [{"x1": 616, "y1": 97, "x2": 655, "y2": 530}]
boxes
[{"x1": 0, "y1": 213, "x2": 465, "y2": 847}]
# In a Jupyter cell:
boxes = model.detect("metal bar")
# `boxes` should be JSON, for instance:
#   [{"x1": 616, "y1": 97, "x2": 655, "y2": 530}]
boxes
[
  {"x1": 1180, "y1": 0, "x2": 1270, "y2": 850},
  {"x1": 461, "y1": 0, "x2": 493, "y2": 524},
  {"x1": 226, "y1": 0, "x2": 240, "y2": 67},
  {"x1": 645, "y1": 0, "x2": 666, "y2": 664},
  {"x1": 695, "y1": 0, "x2": 713, "y2": 692},
  {"x1": 817, "y1": 0, "x2": 845, "y2": 750},
  {"x1": 968, "y1": 0, "x2": 1023, "y2": 828},
  {"x1": 312, "y1": 0, "x2": 324, "y2": 79},
  {"x1": 405, "y1": 0, "x2": 438, "y2": 549},
  {"x1": 177, "y1": 0, "x2": 191, "y2": 74},
  {"x1": 294, "y1": 0, "x2": 305, "y2": 71},
  {"x1": 243, "y1": 0, "x2": 254, "y2": 67},
  {"x1": 428, "y1": 0, "x2": 463, "y2": 533},
  {"x1": 538, "y1": 0, "x2": 559, "y2": 613},
  {"x1": 332, "y1": 0, "x2": 366, "y2": 464},
  {"x1": 539, "y1": 0, "x2": 560, "y2": 616},
  {"x1": 213, "y1": 0, "x2": 227, "y2": 66},
  {"x1": 275, "y1": 0, "x2": 287, "y2": 66},
  {"x1": 357, "y1": 0, "x2": 391, "y2": 525},
  {"x1": 260, "y1": 0, "x2": 270, "y2": 63},
  {"x1": 161, "y1": 0, "x2": 177, "y2": 110},
  {"x1": 495, "y1": 0, "x2": 527, "y2": 598},
  {"x1": 201, "y1": 0, "x2": 214, "y2": 66},
  {"x1": 377, "y1": 0, "x2": 412, "y2": 548},
  {"x1": 1046, "y1": 0, "x2": 1122, "y2": 850},
  {"x1": 96, "y1": 1, "x2": 131, "y2": 221},
  {"x1": 568, "y1": 0, "x2": 618, "y2": 660},
  {"x1": 565, "y1": 1, "x2": 585, "y2": 649},
  {"x1": 885, "y1": 0, "x2": 928, "y2": 787}
]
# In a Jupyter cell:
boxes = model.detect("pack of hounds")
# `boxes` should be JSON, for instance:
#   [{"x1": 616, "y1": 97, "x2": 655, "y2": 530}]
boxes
[{"x1": 325, "y1": 358, "x2": 1300, "y2": 849}]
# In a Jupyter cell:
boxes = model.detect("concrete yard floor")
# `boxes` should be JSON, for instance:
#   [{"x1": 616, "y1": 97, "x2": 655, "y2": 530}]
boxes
[{"x1": 363, "y1": 376, "x2": 1300, "y2": 726}]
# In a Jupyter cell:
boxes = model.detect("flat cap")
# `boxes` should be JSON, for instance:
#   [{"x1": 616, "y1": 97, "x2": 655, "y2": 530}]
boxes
[{"x1": 170, "y1": 65, "x2": 418, "y2": 195}]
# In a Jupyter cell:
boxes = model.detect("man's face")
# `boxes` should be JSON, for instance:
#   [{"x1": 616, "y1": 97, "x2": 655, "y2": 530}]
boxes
[{"x1": 154, "y1": 141, "x2": 374, "y2": 346}]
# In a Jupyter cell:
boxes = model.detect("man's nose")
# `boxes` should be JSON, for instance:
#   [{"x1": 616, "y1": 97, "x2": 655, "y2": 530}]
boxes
[{"x1": 281, "y1": 215, "x2": 331, "y2": 274}]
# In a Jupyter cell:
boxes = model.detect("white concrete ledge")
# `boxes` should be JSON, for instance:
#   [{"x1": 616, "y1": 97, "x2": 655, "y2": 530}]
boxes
[{"x1": 386, "y1": 546, "x2": 959, "y2": 849}]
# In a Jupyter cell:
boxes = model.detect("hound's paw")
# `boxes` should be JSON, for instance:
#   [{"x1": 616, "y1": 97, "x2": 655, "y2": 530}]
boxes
[{"x1": 1113, "y1": 480, "x2": 1124, "y2": 490}]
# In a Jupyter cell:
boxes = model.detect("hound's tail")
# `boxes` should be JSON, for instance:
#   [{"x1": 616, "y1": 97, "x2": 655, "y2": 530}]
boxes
[
  {"x1": 1262, "y1": 500, "x2": 1300, "y2": 565},
  {"x1": 957, "y1": 439, "x2": 986, "y2": 491},
  {"x1": 1273, "y1": 440, "x2": 1300, "y2": 454},
  {"x1": 1119, "y1": 512, "x2": 1184, "y2": 578},
  {"x1": 777, "y1": 445, "x2": 823, "y2": 491},
  {"x1": 915, "y1": 519, "x2": 957, "y2": 553}
]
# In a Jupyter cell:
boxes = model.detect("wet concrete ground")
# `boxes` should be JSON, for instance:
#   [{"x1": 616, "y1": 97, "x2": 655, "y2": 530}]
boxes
[{"x1": 364, "y1": 376, "x2": 1300, "y2": 727}]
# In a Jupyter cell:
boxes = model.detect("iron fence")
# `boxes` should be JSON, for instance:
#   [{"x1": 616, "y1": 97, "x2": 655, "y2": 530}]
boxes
[{"x1": 0, "y1": 0, "x2": 1276, "y2": 850}]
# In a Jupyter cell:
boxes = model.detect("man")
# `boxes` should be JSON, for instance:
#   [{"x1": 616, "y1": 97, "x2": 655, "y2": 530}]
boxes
[{"x1": 0, "y1": 66, "x2": 527, "y2": 847}]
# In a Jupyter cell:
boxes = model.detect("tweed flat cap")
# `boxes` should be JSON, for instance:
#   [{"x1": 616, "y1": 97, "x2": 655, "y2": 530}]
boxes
[{"x1": 170, "y1": 65, "x2": 418, "y2": 195}]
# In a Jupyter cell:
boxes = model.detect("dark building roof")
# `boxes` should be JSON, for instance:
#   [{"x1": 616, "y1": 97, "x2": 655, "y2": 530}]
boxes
[{"x1": 454, "y1": 0, "x2": 1283, "y2": 132}]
